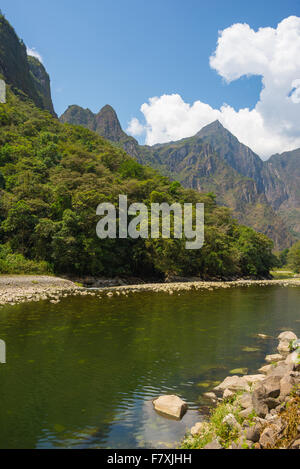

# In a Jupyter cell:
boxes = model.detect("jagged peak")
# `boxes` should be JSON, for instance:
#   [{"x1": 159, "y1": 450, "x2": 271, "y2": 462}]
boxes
[{"x1": 196, "y1": 119, "x2": 228, "y2": 137}]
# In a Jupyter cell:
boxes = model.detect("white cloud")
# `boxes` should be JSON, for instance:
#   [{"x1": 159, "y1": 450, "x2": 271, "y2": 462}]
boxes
[
  {"x1": 126, "y1": 117, "x2": 145, "y2": 136},
  {"x1": 26, "y1": 47, "x2": 43, "y2": 63},
  {"x1": 127, "y1": 16, "x2": 300, "y2": 159}
]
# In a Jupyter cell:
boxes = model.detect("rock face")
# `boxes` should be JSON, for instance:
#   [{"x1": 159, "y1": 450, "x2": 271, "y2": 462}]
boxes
[
  {"x1": 0, "y1": 14, "x2": 56, "y2": 115},
  {"x1": 153, "y1": 395, "x2": 188, "y2": 419}
]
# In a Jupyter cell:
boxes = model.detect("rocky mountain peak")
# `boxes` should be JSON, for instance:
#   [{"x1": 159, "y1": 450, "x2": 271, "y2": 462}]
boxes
[{"x1": 95, "y1": 105, "x2": 124, "y2": 142}]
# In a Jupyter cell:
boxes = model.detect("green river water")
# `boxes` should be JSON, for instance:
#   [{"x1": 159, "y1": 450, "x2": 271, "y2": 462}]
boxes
[{"x1": 0, "y1": 284, "x2": 299, "y2": 449}]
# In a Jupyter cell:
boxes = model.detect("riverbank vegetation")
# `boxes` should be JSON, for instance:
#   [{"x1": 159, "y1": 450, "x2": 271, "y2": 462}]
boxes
[{"x1": 0, "y1": 88, "x2": 277, "y2": 279}]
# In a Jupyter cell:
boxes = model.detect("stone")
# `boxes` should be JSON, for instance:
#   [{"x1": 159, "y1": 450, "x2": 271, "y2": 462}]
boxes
[
  {"x1": 153, "y1": 395, "x2": 188, "y2": 419},
  {"x1": 252, "y1": 385, "x2": 268, "y2": 417},
  {"x1": 265, "y1": 397, "x2": 280, "y2": 410},
  {"x1": 222, "y1": 413, "x2": 242, "y2": 431},
  {"x1": 265, "y1": 354, "x2": 283, "y2": 363},
  {"x1": 239, "y1": 406, "x2": 254, "y2": 418},
  {"x1": 214, "y1": 375, "x2": 250, "y2": 392},
  {"x1": 244, "y1": 374, "x2": 265, "y2": 385},
  {"x1": 223, "y1": 389, "x2": 234, "y2": 399},
  {"x1": 268, "y1": 362, "x2": 293, "y2": 378},
  {"x1": 278, "y1": 331, "x2": 297, "y2": 342},
  {"x1": 238, "y1": 392, "x2": 253, "y2": 409},
  {"x1": 203, "y1": 439, "x2": 223, "y2": 449},
  {"x1": 280, "y1": 374, "x2": 296, "y2": 398},
  {"x1": 285, "y1": 351, "x2": 300, "y2": 370},
  {"x1": 258, "y1": 364, "x2": 273, "y2": 374},
  {"x1": 277, "y1": 341, "x2": 291, "y2": 356},
  {"x1": 202, "y1": 392, "x2": 217, "y2": 403},
  {"x1": 245, "y1": 424, "x2": 262, "y2": 443},
  {"x1": 190, "y1": 422, "x2": 208, "y2": 436},
  {"x1": 259, "y1": 426, "x2": 277, "y2": 448},
  {"x1": 262, "y1": 375, "x2": 281, "y2": 398}
]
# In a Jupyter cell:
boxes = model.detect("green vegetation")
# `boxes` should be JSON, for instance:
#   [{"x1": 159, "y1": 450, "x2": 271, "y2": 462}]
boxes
[
  {"x1": 0, "y1": 243, "x2": 51, "y2": 274},
  {"x1": 0, "y1": 87, "x2": 277, "y2": 278},
  {"x1": 287, "y1": 241, "x2": 300, "y2": 273},
  {"x1": 181, "y1": 394, "x2": 248, "y2": 449}
]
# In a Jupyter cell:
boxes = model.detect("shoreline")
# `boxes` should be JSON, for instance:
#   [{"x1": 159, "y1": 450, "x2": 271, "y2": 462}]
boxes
[
  {"x1": 180, "y1": 331, "x2": 300, "y2": 449},
  {"x1": 0, "y1": 275, "x2": 299, "y2": 306}
]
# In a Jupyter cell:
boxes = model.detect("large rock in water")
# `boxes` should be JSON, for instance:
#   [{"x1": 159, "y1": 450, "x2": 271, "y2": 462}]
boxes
[{"x1": 153, "y1": 395, "x2": 188, "y2": 419}]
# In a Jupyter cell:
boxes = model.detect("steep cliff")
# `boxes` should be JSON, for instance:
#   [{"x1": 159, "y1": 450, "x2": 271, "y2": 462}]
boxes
[{"x1": 0, "y1": 14, "x2": 56, "y2": 115}]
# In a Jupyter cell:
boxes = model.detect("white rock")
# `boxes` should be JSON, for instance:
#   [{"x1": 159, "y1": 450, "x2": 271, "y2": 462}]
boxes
[
  {"x1": 244, "y1": 374, "x2": 266, "y2": 385},
  {"x1": 265, "y1": 354, "x2": 283, "y2": 363},
  {"x1": 258, "y1": 364, "x2": 273, "y2": 374},
  {"x1": 222, "y1": 413, "x2": 242, "y2": 431},
  {"x1": 223, "y1": 389, "x2": 234, "y2": 399},
  {"x1": 153, "y1": 395, "x2": 188, "y2": 419},
  {"x1": 278, "y1": 331, "x2": 297, "y2": 342},
  {"x1": 214, "y1": 376, "x2": 250, "y2": 392}
]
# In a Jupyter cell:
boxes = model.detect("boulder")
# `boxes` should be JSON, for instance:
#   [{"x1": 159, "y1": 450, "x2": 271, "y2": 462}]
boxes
[
  {"x1": 239, "y1": 406, "x2": 254, "y2": 418},
  {"x1": 278, "y1": 331, "x2": 297, "y2": 342},
  {"x1": 244, "y1": 374, "x2": 265, "y2": 385},
  {"x1": 265, "y1": 354, "x2": 283, "y2": 363},
  {"x1": 259, "y1": 426, "x2": 277, "y2": 448},
  {"x1": 245, "y1": 423, "x2": 262, "y2": 443},
  {"x1": 203, "y1": 439, "x2": 223, "y2": 449},
  {"x1": 265, "y1": 397, "x2": 280, "y2": 410},
  {"x1": 252, "y1": 385, "x2": 268, "y2": 417},
  {"x1": 153, "y1": 395, "x2": 188, "y2": 419},
  {"x1": 223, "y1": 389, "x2": 234, "y2": 399},
  {"x1": 258, "y1": 364, "x2": 273, "y2": 374},
  {"x1": 277, "y1": 341, "x2": 291, "y2": 356},
  {"x1": 190, "y1": 421, "x2": 209, "y2": 436},
  {"x1": 222, "y1": 413, "x2": 242, "y2": 431},
  {"x1": 285, "y1": 350, "x2": 300, "y2": 370},
  {"x1": 280, "y1": 374, "x2": 296, "y2": 398},
  {"x1": 262, "y1": 375, "x2": 281, "y2": 398},
  {"x1": 268, "y1": 362, "x2": 293, "y2": 378},
  {"x1": 238, "y1": 392, "x2": 253, "y2": 409},
  {"x1": 214, "y1": 375, "x2": 250, "y2": 392}
]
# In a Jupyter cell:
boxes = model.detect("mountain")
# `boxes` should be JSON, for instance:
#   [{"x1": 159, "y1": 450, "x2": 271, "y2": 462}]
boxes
[
  {"x1": 0, "y1": 13, "x2": 56, "y2": 115},
  {"x1": 266, "y1": 149, "x2": 300, "y2": 239},
  {"x1": 0, "y1": 14, "x2": 280, "y2": 280},
  {"x1": 60, "y1": 104, "x2": 140, "y2": 157},
  {"x1": 60, "y1": 106, "x2": 296, "y2": 250}
]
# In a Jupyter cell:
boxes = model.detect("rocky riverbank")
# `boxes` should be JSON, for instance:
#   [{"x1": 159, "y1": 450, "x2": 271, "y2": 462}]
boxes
[
  {"x1": 0, "y1": 275, "x2": 82, "y2": 306},
  {"x1": 0, "y1": 275, "x2": 300, "y2": 306},
  {"x1": 181, "y1": 331, "x2": 300, "y2": 449}
]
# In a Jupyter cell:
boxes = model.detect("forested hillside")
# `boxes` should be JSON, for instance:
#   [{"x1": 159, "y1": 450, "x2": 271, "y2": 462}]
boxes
[{"x1": 0, "y1": 87, "x2": 276, "y2": 278}]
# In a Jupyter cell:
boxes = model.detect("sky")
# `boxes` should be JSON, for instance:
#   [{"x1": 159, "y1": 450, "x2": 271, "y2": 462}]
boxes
[{"x1": 1, "y1": 0, "x2": 300, "y2": 158}]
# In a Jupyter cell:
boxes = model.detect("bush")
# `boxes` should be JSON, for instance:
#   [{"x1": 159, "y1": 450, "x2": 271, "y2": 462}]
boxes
[{"x1": 0, "y1": 244, "x2": 51, "y2": 274}]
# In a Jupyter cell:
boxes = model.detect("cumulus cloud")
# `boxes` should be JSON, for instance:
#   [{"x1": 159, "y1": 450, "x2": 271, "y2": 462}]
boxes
[
  {"x1": 127, "y1": 16, "x2": 300, "y2": 158},
  {"x1": 126, "y1": 117, "x2": 145, "y2": 136},
  {"x1": 26, "y1": 47, "x2": 43, "y2": 63}
]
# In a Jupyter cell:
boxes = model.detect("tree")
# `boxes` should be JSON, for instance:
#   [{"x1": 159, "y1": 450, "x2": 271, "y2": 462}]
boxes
[{"x1": 288, "y1": 241, "x2": 300, "y2": 273}]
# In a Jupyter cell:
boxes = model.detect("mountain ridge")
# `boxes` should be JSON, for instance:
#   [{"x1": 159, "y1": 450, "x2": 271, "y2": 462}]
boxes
[{"x1": 60, "y1": 105, "x2": 298, "y2": 249}]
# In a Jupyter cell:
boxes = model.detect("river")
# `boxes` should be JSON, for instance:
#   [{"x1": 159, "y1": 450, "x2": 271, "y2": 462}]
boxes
[{"x1": 0, "y1": 284, "x2": 299, "y2": 448}]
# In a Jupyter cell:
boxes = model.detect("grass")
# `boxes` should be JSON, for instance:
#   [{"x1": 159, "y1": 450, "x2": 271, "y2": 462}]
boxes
[
  {"x1": 181, "y1": 394, "x2": 246, "y2": 449},
  {"x1": 270, "y1": 270, "x2": 297, "y2": 279}
]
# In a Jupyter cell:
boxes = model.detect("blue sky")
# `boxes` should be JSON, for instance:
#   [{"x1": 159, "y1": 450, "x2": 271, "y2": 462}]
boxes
[{"x1": 1, "y1": 0, "x2": 300, "y2": 156}]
